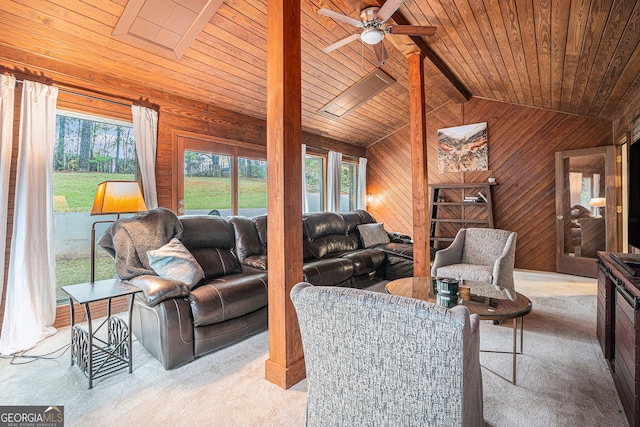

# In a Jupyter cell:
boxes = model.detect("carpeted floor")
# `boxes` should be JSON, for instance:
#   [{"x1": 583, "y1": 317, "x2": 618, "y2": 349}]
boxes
[{"x1": 0, "y1": 270, "x2": 629, "y2": 426}]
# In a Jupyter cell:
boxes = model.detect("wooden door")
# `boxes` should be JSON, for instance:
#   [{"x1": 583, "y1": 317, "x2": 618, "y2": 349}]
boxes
[{"x1": 555, "y1": 146, "x2": 616, "y2": 277}]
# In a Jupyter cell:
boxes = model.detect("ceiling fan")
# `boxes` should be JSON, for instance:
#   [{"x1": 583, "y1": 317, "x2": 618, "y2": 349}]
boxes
[{"x1": 318, "y1": 0, "x2": 437, "y2": 65}]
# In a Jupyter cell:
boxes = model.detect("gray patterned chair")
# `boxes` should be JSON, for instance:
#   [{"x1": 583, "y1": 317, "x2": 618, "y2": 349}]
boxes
[
  {"x1": 431, "y1": 228, "x2": 517, "y2": 301},
  {"x1": 290, "y1": 282, "x2": 484, "y2": 427}
]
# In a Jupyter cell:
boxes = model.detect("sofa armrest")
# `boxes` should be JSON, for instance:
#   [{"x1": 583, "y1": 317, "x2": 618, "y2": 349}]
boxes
[
  {"x1": 387, "y1": 231, "x2": 413, "y2": 244},
  {"x1": 129, "y1": 275, "x2": 191, "y2": 307}
]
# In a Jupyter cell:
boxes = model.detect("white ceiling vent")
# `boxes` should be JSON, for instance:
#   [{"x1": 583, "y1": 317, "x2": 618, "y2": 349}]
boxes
[{"x1": 112, "y1": 0, "x2": 224, "y2": 61}]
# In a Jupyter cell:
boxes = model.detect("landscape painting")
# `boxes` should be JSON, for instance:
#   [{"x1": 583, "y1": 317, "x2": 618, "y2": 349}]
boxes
[{"x1": 437, "y1": 122, "x2": 488, "y2": 173}]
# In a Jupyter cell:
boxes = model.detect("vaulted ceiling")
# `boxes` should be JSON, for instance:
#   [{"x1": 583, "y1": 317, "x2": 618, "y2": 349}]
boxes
[{"x1": 2, "y1": 0, "x2": 640, "y2": 147}]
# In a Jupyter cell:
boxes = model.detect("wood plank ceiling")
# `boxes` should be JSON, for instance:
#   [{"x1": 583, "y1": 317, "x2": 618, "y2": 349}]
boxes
[{"x1": 1, "y1": 0, "x2": 640, "y2": 147}]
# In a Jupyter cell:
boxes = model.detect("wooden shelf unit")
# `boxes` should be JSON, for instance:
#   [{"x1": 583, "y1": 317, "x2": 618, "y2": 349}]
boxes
[{"x1": 429, "y1": 182, "x2": 496, "y2": 248}]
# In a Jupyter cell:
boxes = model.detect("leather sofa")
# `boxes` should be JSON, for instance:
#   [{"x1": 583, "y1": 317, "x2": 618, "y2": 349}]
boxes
[{"x1": 107, "y1": 209, "x2": 413, "y2": 369}]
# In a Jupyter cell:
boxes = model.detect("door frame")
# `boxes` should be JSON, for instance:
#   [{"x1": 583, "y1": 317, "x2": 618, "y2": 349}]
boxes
[{"x1": 555, "y1": 145, "x2": 617, "y2": 277}]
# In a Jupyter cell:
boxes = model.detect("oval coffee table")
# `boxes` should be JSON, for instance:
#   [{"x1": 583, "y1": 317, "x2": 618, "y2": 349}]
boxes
[{"x1": 386, "y1": 276, "x2": 532, "y2": 385}]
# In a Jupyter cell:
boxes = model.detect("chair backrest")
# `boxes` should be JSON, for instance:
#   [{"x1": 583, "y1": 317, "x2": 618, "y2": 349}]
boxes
[
  {"x1": 291, "y1": 282, "x2": 483, "y2": 427},
  {"x1": 461, "y1": 228, "x2": 515, "y2": 266}
]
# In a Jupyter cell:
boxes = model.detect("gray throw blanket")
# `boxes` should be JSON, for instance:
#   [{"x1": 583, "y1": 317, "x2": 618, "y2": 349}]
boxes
[{"x1": 98, "y1": 207, "x2": 184, "y2": 280}]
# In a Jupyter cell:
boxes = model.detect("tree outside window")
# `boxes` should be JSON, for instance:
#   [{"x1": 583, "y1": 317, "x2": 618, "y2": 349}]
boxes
[{"x1": 53, "y1": 111, "x2": 137, "y2": 303}]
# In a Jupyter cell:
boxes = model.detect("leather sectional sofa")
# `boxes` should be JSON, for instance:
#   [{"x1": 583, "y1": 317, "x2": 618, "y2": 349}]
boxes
[{"x1": 101, "y1": 209, "x2": 413, "y2": 369}]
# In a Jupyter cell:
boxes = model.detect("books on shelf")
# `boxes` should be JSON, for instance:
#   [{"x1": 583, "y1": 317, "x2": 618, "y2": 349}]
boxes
[{"x1": 464, "y1": 191, "x2": 487, "y2": 203}]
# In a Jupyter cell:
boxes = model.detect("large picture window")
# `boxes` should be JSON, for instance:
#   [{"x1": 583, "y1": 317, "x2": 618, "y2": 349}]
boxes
[{"x1": 54, "y1": 111, "x2": 137, "y2": 303}]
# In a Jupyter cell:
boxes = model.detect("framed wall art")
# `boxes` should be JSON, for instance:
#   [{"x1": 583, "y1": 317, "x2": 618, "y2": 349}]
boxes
[{"x1": 437, "y1": 122, "x2": 488, "y2": 173}]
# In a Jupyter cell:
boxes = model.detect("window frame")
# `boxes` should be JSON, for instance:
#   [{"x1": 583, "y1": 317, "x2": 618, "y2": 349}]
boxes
[
  {"x1": 340, "y1": 157, "x2": 359, "y2": 212},
  {"x1": 175, "y1": 131, "x2": 266, "y2": 216},
  {"x1": 304, "y1": 149, "x2": 327, "y2": 212}
]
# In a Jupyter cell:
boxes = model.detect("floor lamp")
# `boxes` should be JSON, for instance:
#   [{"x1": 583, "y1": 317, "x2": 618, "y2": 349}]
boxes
[{"x1": 90, "y1": 181, "x2": 148, "y2": 283}]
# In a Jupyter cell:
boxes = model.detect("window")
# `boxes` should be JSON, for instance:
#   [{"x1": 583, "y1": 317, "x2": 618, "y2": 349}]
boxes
[
  {"x1": 184, "y1": 150, "x2": 232, "y2": 215},
  {"x1": 305, "y1": 154, "x2": 324, "y2": 212},
  {"x1": 179, "y1": 136, "x2": 267, "y2": 217},
  {"x1": 237, "y1": 157, "x2": 268, "y2": 216},
  {"x1": 54, "y1": 111, "x2": 137, "y2": 303},
  {"x1": 340, "y1": 160, "x2": 359, "y2": 212}
]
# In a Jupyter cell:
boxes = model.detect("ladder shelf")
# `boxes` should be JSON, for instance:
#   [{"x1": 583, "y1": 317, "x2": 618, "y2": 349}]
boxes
[{"x1": 429, "y1": 182, "x2": 496, "y2": 249}]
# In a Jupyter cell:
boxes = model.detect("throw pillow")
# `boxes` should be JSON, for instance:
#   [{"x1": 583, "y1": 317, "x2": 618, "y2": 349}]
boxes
[
  {"x1": 357, "y1": 223, "x2": 390, "y2": 248},
  {"x1": 147, "y1": 238, "x2": 205, "y2": 288}
]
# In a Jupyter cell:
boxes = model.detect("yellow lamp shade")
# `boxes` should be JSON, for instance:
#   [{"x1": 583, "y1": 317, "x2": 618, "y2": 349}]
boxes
[
  {"x1": 91, "y1": 181, "x2": 148, "y2": 215},
  {"x1": 589, "y1": 197, "x2": 606, "y2": 208}
]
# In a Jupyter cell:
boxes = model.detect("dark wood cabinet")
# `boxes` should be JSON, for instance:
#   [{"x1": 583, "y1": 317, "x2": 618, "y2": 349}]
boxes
[{"x1": 597, "y1": 252, "x2": 640, "y2": 427}]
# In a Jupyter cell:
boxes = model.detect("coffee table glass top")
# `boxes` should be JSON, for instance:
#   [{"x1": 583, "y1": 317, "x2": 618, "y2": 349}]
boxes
[{"x1": 385, "y1": 277, "x2": 532, "y2": 321}]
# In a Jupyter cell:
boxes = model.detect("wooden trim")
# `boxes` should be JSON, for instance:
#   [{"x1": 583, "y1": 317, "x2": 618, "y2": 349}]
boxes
[
  {"x1": 408, "y1": 52, "x2": 430, "y2": 277},
  {"x1": 264, "y1": 0, "x2": 305, "y2": 389}
]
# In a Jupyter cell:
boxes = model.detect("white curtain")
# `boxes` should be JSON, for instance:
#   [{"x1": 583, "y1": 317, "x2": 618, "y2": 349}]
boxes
[
  {"x1": 357, "y1": 157, "x2": 367, "y2": 210},
  {"x1": 593, "y1": 174, "x2": 601, "y2": 198},
  {"x1": 327, "y1": 150, "x2": 342, "y2": 212},
  {"x1": 0, "y1": 81, "x2": 58, "y2": 355},
  {"x1": 592, "y1": 173, "x2": 601, "y2": 215},
  {"x1": 132, "y1": 105, "x2": 158, "y2": 209},
  {"x1": 0, "y1": 75, "x2": 15, "y2": 301},
  {"x1": 301, "y1": 144, "x2": 309, "y2": 213},
  {"x1": 569, "y1": 172, "x2": 583, "y2": 207}
]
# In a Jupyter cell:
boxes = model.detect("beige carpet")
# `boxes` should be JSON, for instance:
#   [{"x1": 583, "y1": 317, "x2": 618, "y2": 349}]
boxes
[{"x1": 0, "y1": 270, "x2": 629, "y2": 426}]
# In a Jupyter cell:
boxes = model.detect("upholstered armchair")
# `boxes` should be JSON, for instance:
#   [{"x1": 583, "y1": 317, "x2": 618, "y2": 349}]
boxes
[
  {"x1": 290, "y1": 282, "x2": 484, "y2": 427},
  {"x1": 431, "y1": 228, "x2": 518, "y2": 301}
]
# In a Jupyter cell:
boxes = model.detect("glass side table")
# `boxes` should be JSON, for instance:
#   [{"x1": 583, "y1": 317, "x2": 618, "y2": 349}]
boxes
[{"x1": 61, "y1": 279, "x2": 141, "y2": 389}]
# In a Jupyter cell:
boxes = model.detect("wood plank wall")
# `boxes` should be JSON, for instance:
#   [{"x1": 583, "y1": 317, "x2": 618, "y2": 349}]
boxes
[
  {"x1": 0, "y1": 48, "x2": 363, "y2": 330},
  {"x1": 367, "y1": 97, "x2": 613, "y2": 272}
]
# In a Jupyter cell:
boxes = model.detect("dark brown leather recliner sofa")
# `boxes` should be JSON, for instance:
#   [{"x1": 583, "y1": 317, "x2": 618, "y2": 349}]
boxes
[{"x1": 102, "y1": 209, "x2": 413, "y2": 369}]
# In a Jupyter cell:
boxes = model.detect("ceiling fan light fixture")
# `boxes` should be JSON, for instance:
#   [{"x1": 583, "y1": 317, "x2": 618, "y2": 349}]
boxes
[{"x1": 361, "y1": 28, "x2": 384, "y2": 45}]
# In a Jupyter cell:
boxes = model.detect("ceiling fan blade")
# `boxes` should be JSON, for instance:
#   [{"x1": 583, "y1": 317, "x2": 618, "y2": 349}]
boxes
[
  {"x1": 322, "y1": 33, "x2": 361, "y2": 53},
  {"x1": 373, "y1": 41, "x2": 388, "y2": 65},
  {"x1": 318, "y1": 8, "x2": 362, "y2": 28},
  {"x1": 387, "y1": 25, "x2": 437, "y2": 37},
  {"x1": 375, "y1": 0, "x2": 406, "y2": 23}
]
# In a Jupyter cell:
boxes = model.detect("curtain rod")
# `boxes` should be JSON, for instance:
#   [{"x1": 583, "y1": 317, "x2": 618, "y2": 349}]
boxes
[
  {"x1": 14, "y1": 78, "x2": 131, "y2": 108},
  {"x1": 12, "y1": 77, "x2": 159, "y2": 111}
]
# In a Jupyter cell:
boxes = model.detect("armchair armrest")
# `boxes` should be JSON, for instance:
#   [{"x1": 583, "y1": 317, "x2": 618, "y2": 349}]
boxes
[
  {"x1": 129, "y1": 275, "x2": 191, "y2": 307},
  {"x1": 431, "y1": 229, "x2": 467, "y2": 276},
  {"x1": 491, "y1": 232, "x2": 518, "y2": 300}
]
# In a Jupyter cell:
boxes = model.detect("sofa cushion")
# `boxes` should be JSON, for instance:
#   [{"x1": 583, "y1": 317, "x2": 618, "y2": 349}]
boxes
[
  {"x1": 341, "y1": 211, "x2": 367, "y2": 249},
  {"x1": 304, "y1": 212, "x2": 355, "y2": 258},
  {"x1": 189, "y1": 273, "x2": 268, "y2": 327},
  {"x1": 147, "y1": 238, "x2": 205, "y2": 288},
  {"x1": 180, "y1": 216, "x2": 242, "y2": 279},
  {"x1": 340, "y1": 248, "x2": 386, "y2": 276},
  {"x1": 252, "y1": 215, "x2": 268, "y2": 252},
  {"x1": 229, "y1": 216, "x2": 262, "y2": 263},
  {"x1": 358, "y1": 223, "x2": 390, "y2": 248},
  {"x1": 303, "y1": 258, "x2": 354, "y2": 286}
]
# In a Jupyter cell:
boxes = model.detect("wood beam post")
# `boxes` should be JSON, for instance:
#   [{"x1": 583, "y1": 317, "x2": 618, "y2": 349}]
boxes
[
  {"x1": 408, "y1": 52, "x2": 430, "y2": 277},
  {"x1": 264, "y1": 0, "x2": 306, "y2": 389},
  {"x1": 367, "y1": 0, "x2": 471, "y2": 103}
]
